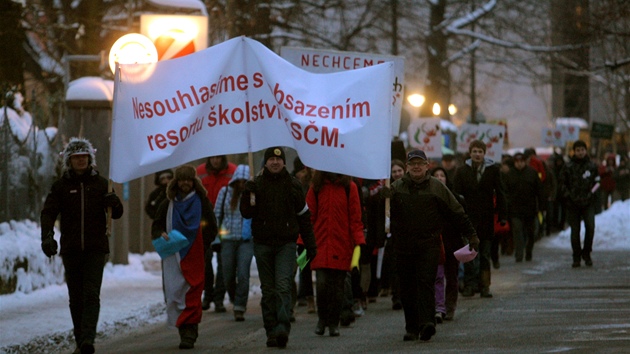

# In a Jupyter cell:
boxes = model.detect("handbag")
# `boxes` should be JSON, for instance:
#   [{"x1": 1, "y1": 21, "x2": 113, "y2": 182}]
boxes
[{"x1": 152, "y1": 229, "x2": 189, "y2": 259}]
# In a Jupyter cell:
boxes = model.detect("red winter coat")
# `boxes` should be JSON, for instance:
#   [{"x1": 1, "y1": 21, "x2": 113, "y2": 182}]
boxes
[
  {"x1": 196, "y1": 161, "x2": 237, "y2": 205},
  {"x1": 306, "y1": 180, "x2": 365, "y2": 271}
]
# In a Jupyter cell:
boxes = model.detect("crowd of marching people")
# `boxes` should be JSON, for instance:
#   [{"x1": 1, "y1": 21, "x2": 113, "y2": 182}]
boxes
[{"x1": 41, "y1": 137, "x2": 629, "y2": 352}]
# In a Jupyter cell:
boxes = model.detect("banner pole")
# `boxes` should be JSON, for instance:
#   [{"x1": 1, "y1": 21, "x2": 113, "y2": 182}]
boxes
[{"x1": 248, "y1": 151, "x2": 256, "y2": 205}]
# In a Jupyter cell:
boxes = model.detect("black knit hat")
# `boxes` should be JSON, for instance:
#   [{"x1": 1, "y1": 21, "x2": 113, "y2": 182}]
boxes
[
  {"x1": 62, "y1": 137, "x2": 96, "y2": 171},
  {"x1": 264, "y1": 147, "x2": 286, "y2": 164},
  {"x1": 573, "y1": 140, "x2": 587, "y2": 150}
]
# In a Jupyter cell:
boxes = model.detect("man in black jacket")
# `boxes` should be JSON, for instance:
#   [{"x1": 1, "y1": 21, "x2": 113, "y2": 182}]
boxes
[
  {"x1": 40, "y1": 138, "x2": 123, "y2": 354},
  {"x1": 240, "y1": 147, "x2": 317, "y2": 349},
  {"x1": 390, "y1": 149, "x2": 478, "y2": 342},
  {"x1": 559, "y1": 140, "x2": 599, "y2": 267},
  {"x1": 504, "y1": 152, "x2": 545, "y2": 262},
  {"x1": 454, "y1": 140, "x2": 507, "y2": 299}
]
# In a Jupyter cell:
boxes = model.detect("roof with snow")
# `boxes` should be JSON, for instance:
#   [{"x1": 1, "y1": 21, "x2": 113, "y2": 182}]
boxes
[{"x1": 65, "y1": 77, "x2": 114, "y2": 108}]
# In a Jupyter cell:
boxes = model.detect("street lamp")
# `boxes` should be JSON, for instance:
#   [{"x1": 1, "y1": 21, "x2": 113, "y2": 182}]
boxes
[
  {"x1": 108, "y1": 33, "x2": 158, "y2": 75},
  {"x1": 432, "y1": 103, "x2": 441, "y2": 116},
  {"x1": 448, "y1": 104, "x2": 457, "y2": 116},
  {"x1": 407, "y1": 93, "x2": 426, "y2": 108}
]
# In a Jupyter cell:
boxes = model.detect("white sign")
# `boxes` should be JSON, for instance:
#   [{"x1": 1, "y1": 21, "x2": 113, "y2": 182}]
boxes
[
  {"x1": 407, "y1": 117, "x2": 443, "y2": 159},
  {"x1": 110, "y1": 37, "x2": 393, "y2": 183},
  {"x1": 281, "y1": 47, "x2": 404, "y2": 137}
]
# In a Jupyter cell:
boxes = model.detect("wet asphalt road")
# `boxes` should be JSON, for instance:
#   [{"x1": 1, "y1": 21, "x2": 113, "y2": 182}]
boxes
[{"x1": 94, "y1": 245, "x2": 630, "y2": 353}]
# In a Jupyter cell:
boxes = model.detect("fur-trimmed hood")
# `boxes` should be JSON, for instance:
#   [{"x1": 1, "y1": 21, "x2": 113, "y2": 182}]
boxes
[
  {"x1": 166, "y1": 165, "x2": 207, "y2": 200},
  {"x1": 61, "y1": 137, "x2": 96, "y2": 172}
]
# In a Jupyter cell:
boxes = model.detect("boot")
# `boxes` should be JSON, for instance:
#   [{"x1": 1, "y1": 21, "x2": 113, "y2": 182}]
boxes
[
  {"x1": 480, "y1": 271, "x2": 492, "y2": 298},
  {"x1": 306, "y1": 296, "x2": 316, "y2": 314},
  {"x1": 178, "y1": 324, "x2": 198, "y2": 349}
]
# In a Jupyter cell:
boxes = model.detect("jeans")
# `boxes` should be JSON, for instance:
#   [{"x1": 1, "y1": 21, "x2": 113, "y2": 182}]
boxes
[
  {"x1": 62, "y1": 251, "x2": 106, "y2": 346},
  {"x1": 511, "y1": 215, "x2": 536, "y2": 261},
  {"x1": 315, "y1": 269, "x2": 346, "y2": 327},
  {"x1": 567, "y1": 203, "x2": 595, "y2": 261},
  {"x1": 254, "y1": 242, "x2": 296, "y2": 337},
  {"x1": 396, "y1": 247, "x2": 439, "y2": 335},
  {"x1": 221, "y1": 239, "x2": 254, "y2": 312},
  {"x1": 464, "y1": 216, "x2": 493, "y2": 289}
]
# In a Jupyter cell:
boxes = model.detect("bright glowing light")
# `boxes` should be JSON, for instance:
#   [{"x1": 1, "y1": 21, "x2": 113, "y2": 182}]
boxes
[
  {"x1": 448, "y1": 104, "x2": 457, "y2": 115},
  {"x1": 109, "y1": 33, "x2": 158, "y2": 74},
  {"x1": 432, "y1": 103, "x2": 441, "y2": 116},
  {"x1": 407, "y1": 94, "x2": 425, "y2": 107}
]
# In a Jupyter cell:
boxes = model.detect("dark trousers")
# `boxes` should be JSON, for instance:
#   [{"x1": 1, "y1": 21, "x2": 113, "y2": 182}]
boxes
[
  {"x1": 254, "y1": 242, "x2": 296, "y2": 337},
  {"x1": 315, "y1": 269, "x2": 346, "y2": 327},
  {"x1": 204, "y1": 248, "x2": 233, "y2": 304},
  {"x1": 443, "y1": 250, "x2": 460, "y2": 316},
  {"x1": 62, "y1": 251, "x2": 106, "y2": 347},
  {"x1": 511, "y1": 215, "x2": 536, "y2": 261},
  {"x1": 296, "y1": 244, "x2": 314, "y2": 300},
  {"x1": 396, "y1": 247, "x2": 439, "y2": 335},
  {"x1": 464, "y1": 216, "x2": 493, "y2": 289},
  {"x1": 567, "y1": 204, "x2": 595, "y2": 261}
]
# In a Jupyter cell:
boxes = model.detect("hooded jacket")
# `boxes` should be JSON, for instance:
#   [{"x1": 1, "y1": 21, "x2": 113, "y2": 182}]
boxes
[
  {"x1": 151, "y1": 170, "x2": 218, "y2": 251},
  {"x1": 40, "y1": 167, "x2": 123, "y2": 255},
  {"x1": 214, "y1": 164, "x2": 250, "y2": 241},
  {"x1": 196, "y1": 157, "x2": 237, "y2": 205},
  {"x1": 306, "y1": 177, "x2": 365, "y2": 271}
]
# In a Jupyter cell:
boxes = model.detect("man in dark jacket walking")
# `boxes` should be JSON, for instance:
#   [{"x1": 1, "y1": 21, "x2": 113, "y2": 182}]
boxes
[
  {"x1": 504, "y1": 152, "x2": 545, "y2": 262},
  {"x1": 390, "y1": 149, "x2": 479, "y2": 342},
  {"x1": 454, "y1": 140, "x2": 507, "y2": 298},
  {"x1": 40, "y1": 138, "x2": 123, "y2": 354},
  {"x1": 559, "y1": 140, "x2": 600, "y2": 268},
  {"x1": 240, "y1": 147, "x2": 317, "y2": 349}
]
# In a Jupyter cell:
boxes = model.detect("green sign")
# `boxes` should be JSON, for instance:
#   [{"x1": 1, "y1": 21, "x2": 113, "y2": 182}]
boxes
[{"x1": 591, "y1": 122, "x2": 614, "y2": 139}]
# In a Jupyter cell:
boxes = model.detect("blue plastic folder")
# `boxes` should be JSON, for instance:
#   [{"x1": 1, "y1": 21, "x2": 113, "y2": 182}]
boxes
[{"x1": 152, "y1": 229, "x2": 189, "y2": 259}]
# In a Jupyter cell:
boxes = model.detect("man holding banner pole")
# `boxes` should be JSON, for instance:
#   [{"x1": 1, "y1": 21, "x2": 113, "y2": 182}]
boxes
[{"x1": 240, "y1": 147, "x2": 317, "y2": 349}]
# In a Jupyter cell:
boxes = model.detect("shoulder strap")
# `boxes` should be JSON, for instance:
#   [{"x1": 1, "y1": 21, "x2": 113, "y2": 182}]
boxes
[{"x1": 218, "y1": 187, "x2": 228, "y2": 226}]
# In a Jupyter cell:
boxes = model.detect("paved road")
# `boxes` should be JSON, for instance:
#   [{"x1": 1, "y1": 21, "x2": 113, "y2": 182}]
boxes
[{"x1": 94, "y1": 245, "x2": 630, "y2": 353}]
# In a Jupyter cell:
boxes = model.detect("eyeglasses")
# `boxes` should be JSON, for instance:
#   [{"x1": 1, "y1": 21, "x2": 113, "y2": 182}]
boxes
[{"x1": 407, "y1": 161, "x2": 428, "y2": 167}]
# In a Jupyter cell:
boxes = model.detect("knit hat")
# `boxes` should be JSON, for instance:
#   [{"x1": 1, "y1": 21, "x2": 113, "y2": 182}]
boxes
[
  {"x1": 62, "y1": 137, "x2": 96, "y2": 171},
  {"x1": 264, "y1": 147, "x2": 286, "y2": 164},
  {"x1": 573, "y1": 140, "x2": 587, "y2": 150}
]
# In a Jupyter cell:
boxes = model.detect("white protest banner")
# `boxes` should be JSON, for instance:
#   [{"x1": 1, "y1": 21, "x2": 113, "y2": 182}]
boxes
[
  {"x1": 280, "y1": 47, "x2": 404, "y2": 137},
  {"x1": 407, "y1": 117, "x2": 443, "y2": 159},
  {"x1": 478, "y1": 123, "x2": 505, "y2": 161},
  {"x1": 110, "y1": 37, "x2": 393, "y2": 183}
]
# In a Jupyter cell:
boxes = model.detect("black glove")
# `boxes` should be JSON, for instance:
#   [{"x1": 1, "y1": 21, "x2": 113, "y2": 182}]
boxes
[
  {"x1": 379, "y1": 186, "x2": 392, "y2": 199},
  {"x1": 468, "y1": 235, "x2": 480, "y2": 252},
  {"x1": 41, "y1": 231, "x2": 58, "y2": 258},
  {"x1": 244, "y1": 181, "x2": 257, "y2": 194},
  {"x1": 211, "y1": 243, "x2": 222, "y2": 253},
  {"x1": 499, "y1": 220, "x2": 507, "y2": 227},
  {"x1": 104, "y1": 192, "x2": 121, "y2": 208},
  {"x1": 306, "y1": 248, "x2": 317, "y2": 262}
]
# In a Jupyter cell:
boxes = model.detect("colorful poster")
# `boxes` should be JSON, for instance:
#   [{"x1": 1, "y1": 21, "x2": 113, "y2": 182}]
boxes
[{"x1": 407, "y1": 117, "x2": 443, "y2": 159}]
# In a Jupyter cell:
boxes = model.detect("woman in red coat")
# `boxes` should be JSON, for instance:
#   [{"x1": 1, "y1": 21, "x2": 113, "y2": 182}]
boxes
[{"x1": 306, "y1": 171, "x2": 365, "y2": 337}]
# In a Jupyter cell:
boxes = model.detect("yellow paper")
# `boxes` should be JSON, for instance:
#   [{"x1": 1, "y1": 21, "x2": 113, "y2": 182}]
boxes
[{"x1": 351, "y1": 245, "x2": 361, "y2": 269}]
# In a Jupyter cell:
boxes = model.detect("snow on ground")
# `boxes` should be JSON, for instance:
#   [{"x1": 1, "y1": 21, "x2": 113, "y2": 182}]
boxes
[{"x1": 0, "y1": 200, "x2": 627, "y2": 353}]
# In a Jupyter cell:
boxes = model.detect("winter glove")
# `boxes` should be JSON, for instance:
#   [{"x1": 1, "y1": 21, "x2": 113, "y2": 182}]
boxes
[
  {"x1": 499, "y1": 220, "x2": 507, "y2": 227},
  {"x1": 306, "y1": 247, "x2": 317, "y2": 262},
  {"x1": 468, "y1": 235, "x2": 480, "y2": 252},
  {"x1": 41, "y1": 231, "x2": 58, "y2": 258},
  {"x1": 104, "y1": 192, "x2": 121, "y2": 208},
  {"x1": 379, "y1": 186, "x2": 392, "y2": 199},
  {"x1": 244, "y1": 181, "x2": 257, "y2": 194}
]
